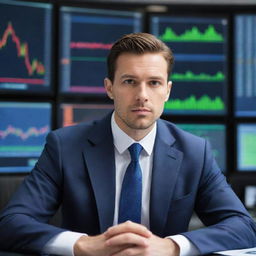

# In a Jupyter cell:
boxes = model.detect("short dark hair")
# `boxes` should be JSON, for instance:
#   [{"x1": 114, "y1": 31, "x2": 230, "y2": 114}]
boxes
[{"x1": 107, "y1": 32, "x2": 174, "y2": 82}]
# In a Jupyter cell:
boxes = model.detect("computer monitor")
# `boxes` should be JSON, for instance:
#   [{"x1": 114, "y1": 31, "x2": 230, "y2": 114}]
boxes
[
  {"x1": 177, "y1": 124, "x2": 226, "y2": 172},
  {"x1": 0, "y1": 0, "x2": 52, "y2": 93},
  {"x1": 0, "y1": 102, "x2": 51, "y2": 173},
  {"x1": 150, "y1": 15, "x2": 228, "y2": 115},
  {"x1": 237, "y1": 124, "x2": 256, "y2": 171},
  {"x1": 59, "y1": 103, "x2": 114, "y2": 127},
  {"x1": 234, "y1": 15, "x2": 256, "y2": 117},
  {"x1": 59, "y1": 6, "x2": 142, "y2": 94},
  {"x1": 245, "y1": 186, "x2": 256, "y2": 209}
]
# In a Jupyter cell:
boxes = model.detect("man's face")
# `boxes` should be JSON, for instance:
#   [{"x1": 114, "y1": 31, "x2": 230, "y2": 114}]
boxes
[{"x1": 104, "y1": 52, "x2": 172, "y2": 139}]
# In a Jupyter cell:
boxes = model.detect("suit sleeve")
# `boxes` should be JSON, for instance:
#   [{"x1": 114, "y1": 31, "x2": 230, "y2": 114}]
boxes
[
  {"x1": 0, "y1": 131, "x2": 67, "y2": 254},
  {"x1": 181, "y1": 140, "x2": 256, "y2": 255}
]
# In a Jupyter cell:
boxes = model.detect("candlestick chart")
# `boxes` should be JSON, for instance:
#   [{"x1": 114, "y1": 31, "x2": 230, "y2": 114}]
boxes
[
  {"x1": 0, "y1": 102, "x2": 51, "y2": 173},
  {"x1": 150, "y1": 16, "x2": 228, "y2": 115},
  {"x1": 0, "y1": 0, "x2": 52, "y2": 92},
  {"x1": 59, "y1": 7, "x2": 142, "y2": 94}
]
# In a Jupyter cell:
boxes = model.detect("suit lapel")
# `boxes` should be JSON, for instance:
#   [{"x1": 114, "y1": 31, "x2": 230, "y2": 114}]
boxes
[
  {"x1": 150, "y1": 120, "x2": 183, "y2": 236},
  {"x1": 82, "y1": 115, "x2": 183, "y2": 235},
  {"x1": 83, "y1": 114, "x2": 116, "y2": 233}
]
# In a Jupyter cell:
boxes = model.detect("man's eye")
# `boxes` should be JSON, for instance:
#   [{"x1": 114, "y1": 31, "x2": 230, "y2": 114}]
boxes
[
  {"x1": 123, "y1": 79, "x2": 135, "y2": 84},
  {"x1": 150, "y1": 80, "x2": 161, "y2": 86}
]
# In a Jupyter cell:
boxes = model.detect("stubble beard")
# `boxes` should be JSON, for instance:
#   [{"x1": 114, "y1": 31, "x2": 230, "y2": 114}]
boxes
[{"x1": 120, "y1": 112, "x2": 157, "y2": 131}]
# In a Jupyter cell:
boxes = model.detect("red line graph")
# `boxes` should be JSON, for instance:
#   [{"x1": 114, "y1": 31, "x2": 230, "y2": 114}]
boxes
[
  {"x1": 0, "y1": 77, "x2": 44, "y2": 85},
  {"x1": 0, "y1": 22, "x2": 45, "y2": 76},
  {"x1": 70, "y1": 41, "x2": 113, "y2": 50},
  {"x1": 0, "y1": 125, "x2": 49, "y2": 140}
]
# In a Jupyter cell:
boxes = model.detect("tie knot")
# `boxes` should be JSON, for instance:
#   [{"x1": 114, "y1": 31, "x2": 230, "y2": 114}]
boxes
[{"x1": 128, "y1": 143, "x2": 143, "y2": 162}]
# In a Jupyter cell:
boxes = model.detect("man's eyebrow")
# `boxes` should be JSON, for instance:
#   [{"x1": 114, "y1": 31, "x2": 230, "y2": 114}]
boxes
[
  {"x1": 148, "y1": 76, "x2": 165, "y2": 80},
  {"x1": 120, "y1": 74, "x2": 165, "y2": 80},
  {"x1": 120, "y1": 74, "x2": 137, "y2": 79}
]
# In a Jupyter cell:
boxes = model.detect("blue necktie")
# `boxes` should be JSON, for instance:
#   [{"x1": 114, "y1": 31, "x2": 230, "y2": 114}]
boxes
[{"x1": 118, "y1": 143, "x2": 143, "y2": 224}]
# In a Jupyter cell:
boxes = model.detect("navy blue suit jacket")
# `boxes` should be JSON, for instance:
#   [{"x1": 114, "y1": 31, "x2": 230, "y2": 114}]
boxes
[{"x1": 0, "y1": 113, "x2": 256, "y2": 254}]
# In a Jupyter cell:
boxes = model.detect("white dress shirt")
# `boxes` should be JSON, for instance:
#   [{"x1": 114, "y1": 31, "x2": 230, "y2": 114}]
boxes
[{"x1": 43, "y1": 112, "x2": 199, "y2": 256}]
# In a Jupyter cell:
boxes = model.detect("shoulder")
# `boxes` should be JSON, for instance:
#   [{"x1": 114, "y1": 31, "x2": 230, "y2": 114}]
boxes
[
  {"x1": 158, "y1": 119, "x2": 220, "y2": 177},
  {"x1": 158, "y1": 119, "x2": 205, "y2": 145},
  {"x1": 50, "y1": 121, "x2": 95, "y2": 140},
  {"x1": 48, "y1": 113, "x2": 112, "y2": 146},
  {"x1": 52, "y1": 121, "x2": 95, "y2": 136},
  {"x1": 157, "y1": 118, "x2": 209, "y2": 158}
]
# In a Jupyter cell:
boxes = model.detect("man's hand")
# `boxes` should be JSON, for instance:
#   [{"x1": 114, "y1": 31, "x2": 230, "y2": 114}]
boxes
[
  {"x1": 74, "y1": 232, "x2": 129, "y2": 256},
  {"x1": 73, "y1": 221, "x2": 152, "y2": 256},
  {"x1": 74, "y1": 221, "x2": 179, "y2": 256},
  {"x1": 105, "y1": 221, "x2": 180, "y2": 256}
]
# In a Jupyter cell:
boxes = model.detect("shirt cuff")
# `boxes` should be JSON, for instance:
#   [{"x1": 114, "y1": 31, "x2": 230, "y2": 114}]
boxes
[
  {"x1": 43, "y1": 231, "x2": 87, "y2": 256},
  {"x1": 168, "y1": 234, "x2": 199, "y2": 256}
]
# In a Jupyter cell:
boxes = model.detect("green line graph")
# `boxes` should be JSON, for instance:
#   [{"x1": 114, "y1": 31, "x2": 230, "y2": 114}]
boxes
[
  {"x1": 160, "y1": 25, "x2": 224, "y2": 42},
  {"x1": 171, "y1": 71, "x2": 225, "y2": 82},
  {"x1": 164, "y1": 95, "x2": 225, "y2": 111}
]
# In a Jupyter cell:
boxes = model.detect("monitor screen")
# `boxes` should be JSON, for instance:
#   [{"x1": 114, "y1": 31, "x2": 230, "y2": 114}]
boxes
[
  {"x1": 237, "y1": 124, "x2": 256, "y2": 171},
  {"x1": 245, "y1": 186, "x2": 256, "y2": 209},
  {"x1": 0, "y1": 102, "x2": 51, "y2": 173},
  {"x1": 59, "y1": 6, "x2": 142, "y2": 94},
  {"x1": 0, "y1": 0, "x2": 52, "y2": 93},
  {"x1": 150, "y1": 15, "x2": 228, "y2": 115},
  {"x1": 177, "y1": 124, "x2": 226, "y2": 172},
  {"x1": 60, "y1": 103, "x2": 114, "y2": 127},
  {"x1": 235, "y1": 15, "x2": 256, "y2": 117}
]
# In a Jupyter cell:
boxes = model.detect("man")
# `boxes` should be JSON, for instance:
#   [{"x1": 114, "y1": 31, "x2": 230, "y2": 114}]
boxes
[{"x1": 0, "y1": 33, "x2": 255, "y2": 256}]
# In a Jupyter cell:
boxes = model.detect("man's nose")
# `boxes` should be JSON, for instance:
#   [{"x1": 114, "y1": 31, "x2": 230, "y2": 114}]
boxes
[{"x1": 135, "y1": 83, "x2": 149, "y2": 102}]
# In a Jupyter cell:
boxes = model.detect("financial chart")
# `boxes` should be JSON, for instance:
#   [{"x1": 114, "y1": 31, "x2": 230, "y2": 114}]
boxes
[
  {"x1": 150, "y1": 16, "x2": 228, "y2": 115},
  {"x1": 60, "y1": 103, "x2": 114, "y2": 127},
  {"x1": 0, "y1": 0, "x2": 52, "y2": 92},
  {"x1": 59, "y1": 7, "x2": 142, "y2": 94},
  {"x1": 237, "y1": 124, "x2": 256, "y2": 171},
  {"x1": 235, "y1": 15, "x2": 256, "y2": 116},
  {"x1": 0, "y1": 102, "x2": 51, "y2": 173}
]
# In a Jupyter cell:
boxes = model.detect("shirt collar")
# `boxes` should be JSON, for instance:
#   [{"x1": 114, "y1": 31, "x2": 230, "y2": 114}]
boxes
[{"x1": 111, "y1": 112, "x2": 156, "y2": 156}]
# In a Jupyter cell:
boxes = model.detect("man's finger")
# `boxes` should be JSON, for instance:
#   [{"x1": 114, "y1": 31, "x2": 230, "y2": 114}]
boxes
[
  {"x1": 105, "y1": 232, "x2": 149, "y2": 247},
  {"x1": 105, "y1": 221, "x2": 152, "y2": 238},
  {"x1": 110, "y1": 246, "x2": 146, "y2": 256}
]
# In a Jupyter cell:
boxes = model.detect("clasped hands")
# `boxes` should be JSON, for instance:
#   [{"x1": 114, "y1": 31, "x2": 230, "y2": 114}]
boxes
[{"x1": 74, "y1": 221, "x2": 179, "y2": 256}]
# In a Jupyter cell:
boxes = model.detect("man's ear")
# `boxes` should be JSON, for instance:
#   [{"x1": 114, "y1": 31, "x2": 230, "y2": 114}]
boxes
[
  {"x1": 165, "y1": 81, "x2": 172, "y2": 102},
  {"x1": 104, "y1": 78, "x2": 114, "y2": 100}
]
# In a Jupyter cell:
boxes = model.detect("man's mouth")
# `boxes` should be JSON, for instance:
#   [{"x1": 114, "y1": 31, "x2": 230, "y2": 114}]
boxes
[{"x1": 131, "y1": 108, "x2": 151, "y2": 113}]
